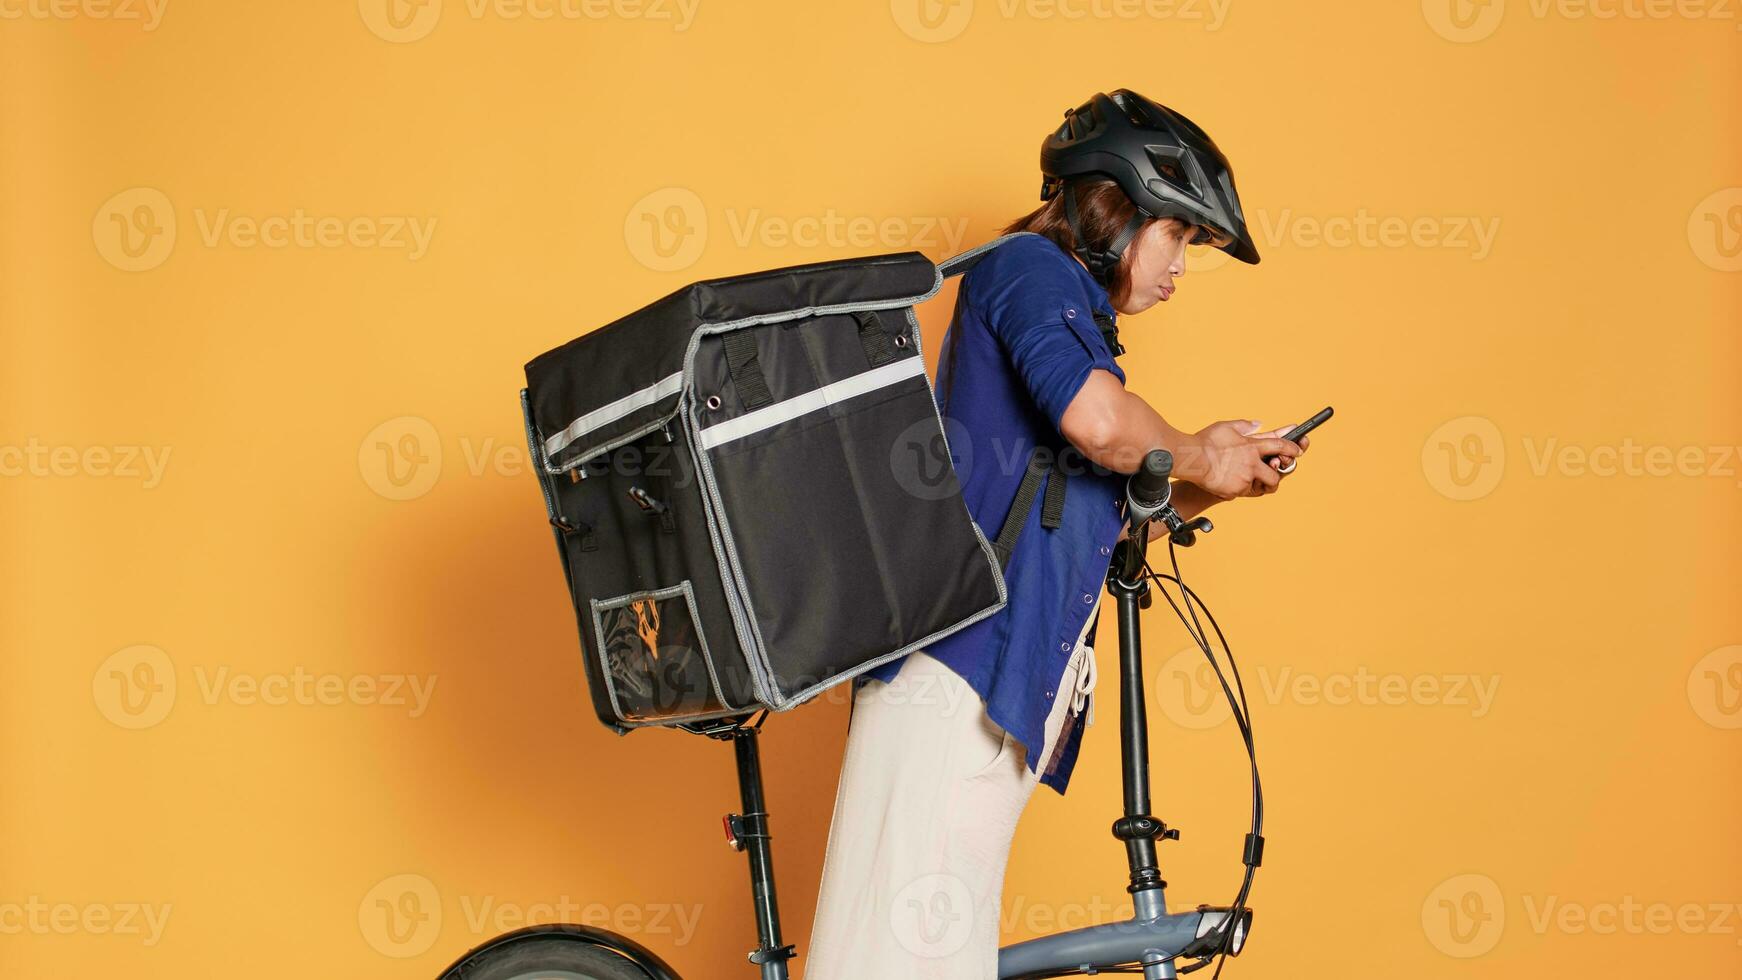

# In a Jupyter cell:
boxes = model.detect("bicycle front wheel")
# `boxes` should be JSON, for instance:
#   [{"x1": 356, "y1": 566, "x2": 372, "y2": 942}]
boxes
[{"x1": 439, "y1": 925, "x2": 676, "y2": 980}]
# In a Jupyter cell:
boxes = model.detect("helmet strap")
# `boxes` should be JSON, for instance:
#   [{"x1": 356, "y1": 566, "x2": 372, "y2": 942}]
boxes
[{"x1": 1061, "y1": 178, "x2": 1147, "y2": 290}]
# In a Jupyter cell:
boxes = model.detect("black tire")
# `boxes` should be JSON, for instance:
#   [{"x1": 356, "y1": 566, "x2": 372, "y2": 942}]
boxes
[{"x1": 443, "y1": 935, "x2": 653, "y2": 980}]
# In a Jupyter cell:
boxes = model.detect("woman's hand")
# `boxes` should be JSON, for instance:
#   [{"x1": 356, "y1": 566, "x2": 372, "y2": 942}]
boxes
[{"x1": 1180, "y1": 419, "x2": 1304, "y2": 499}]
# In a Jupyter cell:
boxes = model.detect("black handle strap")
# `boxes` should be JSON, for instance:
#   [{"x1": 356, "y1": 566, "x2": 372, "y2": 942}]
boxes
[
  {"x1": 721, "y1": 330, "x2": 773, "y2": 410},
  {"x1": 992, "y1": 445, "x2": 1068, "y2": 570},
  {"x1": 851, "y1": 309, "x2": 897, "y2": 367}
]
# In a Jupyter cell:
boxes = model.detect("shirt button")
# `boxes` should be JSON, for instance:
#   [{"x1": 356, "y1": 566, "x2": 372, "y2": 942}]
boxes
[
  {"x1": 1065, "y1": 309, "x2": 1077, "y2": 319},
  {"x1": 1100, "y1": 545, "x2": 1111, "y2": 556},
  {"x1": 1060, "y1": 641, "x2": 1070, "y2": 652},
  {"x1": 1083, "y1": 593, "x2": 1094, "y2": 604},
  {"x1": 1046, "y1": 690, "x2": 1054, "y2": 699}
]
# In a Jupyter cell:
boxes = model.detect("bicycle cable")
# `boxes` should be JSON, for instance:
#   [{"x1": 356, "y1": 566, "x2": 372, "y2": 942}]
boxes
[{"x1": 1136, "y1": 533, "x2": 1264, "y2": 980}]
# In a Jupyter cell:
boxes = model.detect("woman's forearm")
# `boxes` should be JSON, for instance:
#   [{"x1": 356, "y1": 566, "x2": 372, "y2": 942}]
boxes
[{"x1": 1061, "y1": 371, "x2": 1208, "y2": 482}]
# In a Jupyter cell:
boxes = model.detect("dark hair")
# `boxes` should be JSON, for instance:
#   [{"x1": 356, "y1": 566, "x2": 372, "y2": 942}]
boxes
[
  {"x1": 936, "y1": 179, "x2": 1184, "y2": 415},
  {"x1": 1004, "y1": 176, "x2": 1167, "y2": 302}
]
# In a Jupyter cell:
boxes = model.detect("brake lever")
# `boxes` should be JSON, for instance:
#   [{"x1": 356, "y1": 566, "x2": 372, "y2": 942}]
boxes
[{"x1": 1157, "y1": 505, "x2": 1214, "y2": 548}]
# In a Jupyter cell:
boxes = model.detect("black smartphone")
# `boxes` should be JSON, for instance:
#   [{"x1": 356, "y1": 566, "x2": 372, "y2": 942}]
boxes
[{"x1": 1264, "y1": 406, "x2": 1333, "y2": 464}]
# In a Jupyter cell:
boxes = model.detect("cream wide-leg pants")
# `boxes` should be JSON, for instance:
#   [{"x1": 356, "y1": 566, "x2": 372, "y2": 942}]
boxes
[{"x1": 804, "y1": 599, "x2": 1101, "y2": 980}]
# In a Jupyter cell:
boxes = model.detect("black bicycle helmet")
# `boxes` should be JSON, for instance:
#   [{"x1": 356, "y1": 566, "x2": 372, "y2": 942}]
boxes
[{"x1": 1041, "y1": 89, "x2": 1260, "y2": 284}]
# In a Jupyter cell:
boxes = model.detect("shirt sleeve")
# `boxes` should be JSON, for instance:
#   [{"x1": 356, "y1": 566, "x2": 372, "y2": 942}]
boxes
[{"x1": 973, "y1": 269, "x2": 1124, "y2": 434}]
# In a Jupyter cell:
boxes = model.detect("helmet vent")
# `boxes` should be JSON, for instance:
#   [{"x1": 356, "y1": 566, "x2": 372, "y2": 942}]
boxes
[{"x1": 1145, "y1": 147, "x2": 1195, "y2": 193}]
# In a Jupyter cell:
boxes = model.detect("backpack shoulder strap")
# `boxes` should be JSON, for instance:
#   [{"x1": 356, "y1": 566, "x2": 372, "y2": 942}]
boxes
[{"x1": 936, "y1": 231, "x2": 1044, "y2": 281}]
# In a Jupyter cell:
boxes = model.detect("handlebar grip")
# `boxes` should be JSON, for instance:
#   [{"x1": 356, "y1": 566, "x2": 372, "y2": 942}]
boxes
[{"x1": 1129, "y1": 449, "x2": 1174, "y2": 509}]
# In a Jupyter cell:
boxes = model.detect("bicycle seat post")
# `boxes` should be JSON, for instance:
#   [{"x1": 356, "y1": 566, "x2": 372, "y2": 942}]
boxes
[
  {"x1": 1107, "y1": 537, "x2": 1178, "y2": 908},
  {"x1": 719, "y1": 721, "x2": 795, "y2": 979}
]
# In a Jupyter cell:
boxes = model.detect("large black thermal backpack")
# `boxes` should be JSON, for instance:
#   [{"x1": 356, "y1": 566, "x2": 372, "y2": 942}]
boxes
[{"x1": 519, "y1": 233, "x2": 1114, "y2": 734}]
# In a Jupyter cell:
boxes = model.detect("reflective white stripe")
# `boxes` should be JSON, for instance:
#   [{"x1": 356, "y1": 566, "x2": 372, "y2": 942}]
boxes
[
  {"x1": 543, "y1": 371, "x2": 685, "y2": 458},
  {"x1": 698, "y1": 357, "x2": 926, "y2": 451}
]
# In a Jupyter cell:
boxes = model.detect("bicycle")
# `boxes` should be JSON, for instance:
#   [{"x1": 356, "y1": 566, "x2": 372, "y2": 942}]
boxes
[{"x1": 439, "y1": 448, "x2": 1267, "y2": 980}]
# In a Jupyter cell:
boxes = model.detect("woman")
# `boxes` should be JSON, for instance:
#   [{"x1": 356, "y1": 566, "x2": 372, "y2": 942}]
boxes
[{"x1": 804, "y1": 89, "x2": 1308, "y2": 979}]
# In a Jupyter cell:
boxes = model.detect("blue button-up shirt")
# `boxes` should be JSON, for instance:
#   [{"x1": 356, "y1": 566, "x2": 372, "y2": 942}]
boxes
[{"x1": 859, "y1": 234, "x2": 1127, "y2": 794}]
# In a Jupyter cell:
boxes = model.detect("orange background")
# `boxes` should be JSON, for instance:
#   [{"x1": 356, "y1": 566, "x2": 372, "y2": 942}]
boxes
[{"x1": 3, "y1": 1, "x2": 1740, "y2": 976}]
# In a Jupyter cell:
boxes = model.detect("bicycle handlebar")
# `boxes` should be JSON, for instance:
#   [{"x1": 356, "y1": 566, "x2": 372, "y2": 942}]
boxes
[
  {"x1": 1125, "y1": 447, "x2": 1213, "y2": 551},
  {"x1": 1129, "y1": 449, "x2": 1173, "y2": 511}
]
